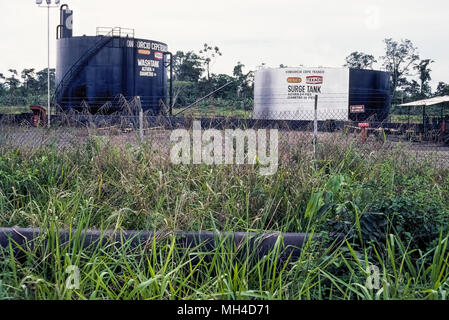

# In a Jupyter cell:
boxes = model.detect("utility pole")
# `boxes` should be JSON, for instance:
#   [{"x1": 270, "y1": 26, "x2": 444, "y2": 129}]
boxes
[{"x1": 36, "y1": 0, "x2": 60, "y2": 128}]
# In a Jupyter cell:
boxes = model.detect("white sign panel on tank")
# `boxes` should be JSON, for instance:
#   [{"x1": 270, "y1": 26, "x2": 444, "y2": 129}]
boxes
[{"x1": 253, "y1": 67, "x2": 350, "y2": 120}]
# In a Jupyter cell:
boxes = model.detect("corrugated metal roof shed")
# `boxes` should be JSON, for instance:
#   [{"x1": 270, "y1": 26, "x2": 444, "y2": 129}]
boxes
[{"x1": 398, "y1": 96, "x2": 449, "y2": 107}]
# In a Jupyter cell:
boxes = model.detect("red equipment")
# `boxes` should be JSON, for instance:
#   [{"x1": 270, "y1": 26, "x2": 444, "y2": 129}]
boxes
[
  {"x1": 29, "y1": 106, "x2": 47, "y2": 127},
  {"x1": 358, "y1": 122, "x2": 370, "y2": 142}
]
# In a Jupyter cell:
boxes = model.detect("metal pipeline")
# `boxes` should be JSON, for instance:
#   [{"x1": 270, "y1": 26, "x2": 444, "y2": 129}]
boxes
[
  {"x1": 56, "y1": 4, "x2": 70, "y2": 40},
  {"x1": 0, "y1": 228, "x2": 343, "y2": 262}
]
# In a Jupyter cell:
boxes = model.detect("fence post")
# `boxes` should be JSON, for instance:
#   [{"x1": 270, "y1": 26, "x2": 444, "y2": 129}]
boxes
[
  {"x1": 136, "y1": 96, "x2": 144, "y2": 143},
  {"x1": 313, "y1": 94, "x2": 318, "y2": 168}
]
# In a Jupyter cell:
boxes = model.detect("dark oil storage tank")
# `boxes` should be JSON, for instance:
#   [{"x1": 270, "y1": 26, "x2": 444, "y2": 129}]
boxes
[
  {"x1": 55, "y1": 5, "x2": 169, "y2": 114},
  {"x1": 348, "y1": 69, "x2": 391, "y2": 121}
]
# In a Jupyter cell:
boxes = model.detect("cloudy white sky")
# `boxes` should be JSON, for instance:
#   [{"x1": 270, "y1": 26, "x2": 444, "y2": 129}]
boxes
[{"x1": 1, "y1": 0, "x2": 448, "y2": 89}]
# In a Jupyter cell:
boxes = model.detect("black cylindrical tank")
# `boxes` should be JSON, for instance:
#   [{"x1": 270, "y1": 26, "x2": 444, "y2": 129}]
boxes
[
  {"x1": 348, "y1": 69, "x2": 391, "y2": 121},
  {"x1": 55, "y1": 7, "x2": 168, "y2": 114},
  {"x1": 56, "y1": 35, "x2": 168, "y2": 113}
]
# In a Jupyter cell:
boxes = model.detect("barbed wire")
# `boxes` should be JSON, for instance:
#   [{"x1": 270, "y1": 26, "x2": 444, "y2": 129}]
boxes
[{"x1": 1, "y1": 103, "x2": 448, "y2": 169}]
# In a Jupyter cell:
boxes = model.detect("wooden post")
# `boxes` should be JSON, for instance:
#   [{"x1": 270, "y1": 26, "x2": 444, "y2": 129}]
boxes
[
  {"x1": 361, "y1": 127, "x2": 367, "y2": 142},
  {"x1": 358, "y1": 122, "x2": 369, "y2": 142},
  {"x1": 422, "y1": 105, "x2": 426, "y2": 135},
  {"x1": 407, "y1": 106, "x2": 410, "y2": 126},
  {"x1": 137, "y1": 96, "x2": 143, "y2": 143},
  {"x1": 313, "y1": 95, "x2": 318, "y2": 168}
]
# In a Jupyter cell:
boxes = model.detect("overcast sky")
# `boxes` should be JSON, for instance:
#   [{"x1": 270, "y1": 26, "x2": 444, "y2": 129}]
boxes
[{"x1": 1, "y1": 0, "x2": 448, "y2": 89}]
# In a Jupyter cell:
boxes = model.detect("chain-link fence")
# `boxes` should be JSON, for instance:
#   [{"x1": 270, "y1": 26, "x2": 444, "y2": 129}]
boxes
[{"x1": 1, "y1": 101, "x2": 449, "y2": 169}]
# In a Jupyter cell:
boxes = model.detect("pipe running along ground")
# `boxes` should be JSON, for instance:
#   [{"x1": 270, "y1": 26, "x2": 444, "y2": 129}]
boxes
[{"x1": 0, "y1": 228, "x2": 344, "y2": 263}]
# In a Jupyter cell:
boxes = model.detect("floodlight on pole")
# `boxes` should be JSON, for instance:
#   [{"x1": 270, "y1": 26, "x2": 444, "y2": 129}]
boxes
[{"x1": 36, "y1": 0, "x2": 60, "y2": 128}]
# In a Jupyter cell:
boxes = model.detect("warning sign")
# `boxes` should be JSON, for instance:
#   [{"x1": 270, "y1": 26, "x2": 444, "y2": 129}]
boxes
[{"x1": 350, "y1": 105, "x2": 365, "y2": 113}]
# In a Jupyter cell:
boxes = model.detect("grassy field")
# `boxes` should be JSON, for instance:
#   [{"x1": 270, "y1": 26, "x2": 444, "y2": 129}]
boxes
[
  {"x1": 390, "y1": 114, "x2": 423, "y2": 124},
  {"x1": 0, "y1": 106, "x2": 59, "y2": 116},
  {"x1": 172, "y1": 104, "x2": 252, "y2": 118},
  {"x1": 1, "y1": 104, "x2": 441, "y2": 124},
  {"x1": 0, "y1": 128, "x2": 449, "y2": 300},
  {"x1": 0, "y1": 106, "x2": 30, "y2": 114},
  {"x1": 1, "y1": 104, "x2": 248, "y2": 118}
]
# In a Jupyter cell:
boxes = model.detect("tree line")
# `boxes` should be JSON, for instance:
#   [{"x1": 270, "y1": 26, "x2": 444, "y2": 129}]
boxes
[
  {"x1": 170, "y1": 43, "x2": 254, "y2": 111},
  {"x1": 1, "y1": 39, "x2": 448, "y2": 110},
  {"x1": 0, "y1": 68, "x2": 55, "y2": 107}
]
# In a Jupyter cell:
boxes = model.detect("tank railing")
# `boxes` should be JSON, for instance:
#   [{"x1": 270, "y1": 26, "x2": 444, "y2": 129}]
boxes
[
  {"x1": 54, "y1": 29, "x2": 117, "y2": 104},
  {"x1": 96, "y1": 27, "x2": 135, "y2": 38}
]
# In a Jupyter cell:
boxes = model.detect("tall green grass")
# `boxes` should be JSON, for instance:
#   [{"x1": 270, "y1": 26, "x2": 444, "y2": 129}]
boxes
[{"x1": 0, "y1": 133, "x2": 449, "y2": 299}]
